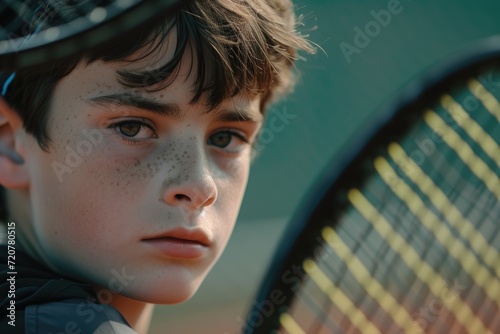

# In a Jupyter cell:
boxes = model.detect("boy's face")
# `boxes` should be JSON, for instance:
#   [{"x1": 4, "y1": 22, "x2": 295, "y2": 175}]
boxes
[{"x1": 16, "y1": 41, "x2": 263, "y2": 303}]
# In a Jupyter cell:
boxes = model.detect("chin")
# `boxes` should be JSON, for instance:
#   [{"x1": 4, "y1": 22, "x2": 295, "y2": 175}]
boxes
[
  {"x1": 128, "y1": 285, "x2": 200, "y2": 305},
  {"x1": 122, "y1": 271, "x2": 207, "y2": 305}
]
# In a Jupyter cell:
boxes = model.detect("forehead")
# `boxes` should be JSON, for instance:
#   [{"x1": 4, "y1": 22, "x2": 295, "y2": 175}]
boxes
[
  {"x1": 56, "y1": 35, "x2": 180, "y2": 110},
  {"x1": 51, "y1": 49, "x2": 263, "y2": 124},
  {"x1": 74, "y1": 30, "x2": 254, "y2": 105},
  {"x1": 77, "y1": 31, "x2": 187, "y2": 100},
  {"x1": 46, "y1": 24, "x2": 265, "y2": 126}
]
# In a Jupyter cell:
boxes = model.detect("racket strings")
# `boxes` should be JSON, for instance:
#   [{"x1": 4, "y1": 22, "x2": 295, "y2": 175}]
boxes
[
  {"x1": 0, "y1": 2, "x2": 26, "y2": 40},
  {"x1": 326, "y1": 212, "x2": 401, "y2": 331},
  {"x1": 378, "y1": 148, "x2": 500, "y2": 329},
  {"x1": 296, "y1": 283, "x2": 344, "y2": 333},
  {"x1": 279, "y1": 71, "x2": 500, "y2": 333},
  {"x1": 314, "y1": 144, "x2": 474, "y2": 332},
  {"x1": 386, "y1": 143, "x2": 500, "y2": 279},
  {"x1": 440, "y1": 94, "x2": 500, "y2": 167},
  {"x1": 352, "y1": 190, "x2": 487, "y2": 333},
  {"x1": 0, "y1": 0, "x2": 141, "y2": 53},
  {"x1": 0, "y1": 0, "x2": 52, "y2": 39},
  {"x1": 341, "y1": 206, "x2": 423, "y2": 332},
  {"x1": 284, "y1": 213, "x2": 391, "y2": 333},
  {"x1": 380, "y1": 79, "x2": 498, "y2": 328}
]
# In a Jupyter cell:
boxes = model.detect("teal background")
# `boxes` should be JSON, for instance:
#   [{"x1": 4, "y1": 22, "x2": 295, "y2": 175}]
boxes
[{"x1": 239, "y1": 0, "x2": 500, "y2": 222}]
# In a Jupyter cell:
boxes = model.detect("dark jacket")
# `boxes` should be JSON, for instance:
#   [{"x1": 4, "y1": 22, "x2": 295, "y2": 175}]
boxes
[{"x1": 0, "y1": 245, "x2": 137, "y2": 333}]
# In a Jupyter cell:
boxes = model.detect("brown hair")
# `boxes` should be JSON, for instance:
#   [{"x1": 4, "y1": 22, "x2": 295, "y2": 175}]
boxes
[{"x1": 3, "y1": 0, "x2": 315, "y2": 150}]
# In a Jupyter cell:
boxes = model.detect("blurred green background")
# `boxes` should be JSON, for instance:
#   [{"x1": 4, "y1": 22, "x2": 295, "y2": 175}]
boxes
[
  {"x1": 150, "y1": 1, "x2": 500, "y2": 332},
  {"x1": 242, "y1": 0, "x2": 500, "y2": 221}
]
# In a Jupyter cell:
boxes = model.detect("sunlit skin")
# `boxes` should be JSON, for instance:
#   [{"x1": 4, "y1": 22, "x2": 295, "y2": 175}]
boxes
[{"x1": 1, "y1": 39, "x2": 263, "y2": 331}]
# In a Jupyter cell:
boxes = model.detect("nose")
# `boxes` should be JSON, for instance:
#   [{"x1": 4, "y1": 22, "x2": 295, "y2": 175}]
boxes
[{"x1": 161, "y1": 141, "x2": 217, "y2": 210}]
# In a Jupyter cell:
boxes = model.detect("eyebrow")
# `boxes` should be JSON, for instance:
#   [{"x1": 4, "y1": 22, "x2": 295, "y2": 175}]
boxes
[
  {"x1": 213, "y1": 109, "x2": 264, "y2": 123},
  {"x1": 88, "y1": 93, "x2": 182, "y2": 119},
  {"x1": 88, "y1": 93, "x2": 263, "y2": 123}
]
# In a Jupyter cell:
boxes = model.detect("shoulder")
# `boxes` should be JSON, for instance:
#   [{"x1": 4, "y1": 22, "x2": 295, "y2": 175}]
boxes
[{"x1": 24, "y1": 298, "x2": 138, "y2": 334}]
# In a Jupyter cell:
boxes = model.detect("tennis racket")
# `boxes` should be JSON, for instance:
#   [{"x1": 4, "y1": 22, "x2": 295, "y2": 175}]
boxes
[
  {"x1": 0, "y1": 0, "x2": 185, "y2": 69},
  {"x1": 243, "y1": 35, "x2": 500, "y2": 334}
]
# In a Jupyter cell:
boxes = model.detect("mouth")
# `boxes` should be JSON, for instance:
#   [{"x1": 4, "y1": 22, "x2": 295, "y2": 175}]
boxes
[{"x1": 141, "y1": 228, "x2": 211, "y2": 259}]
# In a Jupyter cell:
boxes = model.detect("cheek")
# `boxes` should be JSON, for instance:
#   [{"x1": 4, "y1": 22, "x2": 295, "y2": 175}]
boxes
[
  {"x1": 26, "y1": 125, "x2": 137, "y2": 250},
  {"x1": 211, "y1": 161, "x2": 250, "y2": 247},
  {"x1": 25, "y1": 134, "x2": 157, "y2": 282}
]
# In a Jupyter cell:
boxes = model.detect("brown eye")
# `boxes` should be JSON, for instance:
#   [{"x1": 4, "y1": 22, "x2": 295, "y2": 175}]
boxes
[
  {"x1": 208, "y1": 130, "x2": 249, "y2": 153},
  {"x1": 118, "y1": 122, "x2": 141, "y2": 137},
  {"x1": 209, "y1": 132, "x2": 232, "y2": 148},
  {"x1": 109, "y1": 119, "x2": 157, "y2": 143}
]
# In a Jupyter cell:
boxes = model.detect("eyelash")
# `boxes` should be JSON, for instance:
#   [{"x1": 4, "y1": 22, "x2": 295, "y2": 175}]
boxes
[
  {"x1": 209, "y1": 130, "x2": 251, "y2": 154},
  {"x1": 107, "y1": 120, "x2": 251, "y2": 149},
  {"x1": 108, "y1": 119, "x2": 157, "y2": 145},
  {"x1": 218, "y1": 130, "x2": 249, "y2": 143}
]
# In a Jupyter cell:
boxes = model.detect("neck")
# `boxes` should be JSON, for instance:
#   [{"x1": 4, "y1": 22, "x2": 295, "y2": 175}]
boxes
[
  {"x1": 6, "y1": 189, "x2": 60, "y2": 272},
  {"x1": 104, "y1": 292, "x2": 154, "y2": 333}
]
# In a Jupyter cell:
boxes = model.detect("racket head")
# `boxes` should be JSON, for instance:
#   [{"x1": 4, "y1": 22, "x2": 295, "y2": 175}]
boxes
[
  {"x1": 243, "y1": 35, "x2": 500, "y2": 333},
  {"x1": 0, "y1": 0, "x2": 185, "y2": 69}
]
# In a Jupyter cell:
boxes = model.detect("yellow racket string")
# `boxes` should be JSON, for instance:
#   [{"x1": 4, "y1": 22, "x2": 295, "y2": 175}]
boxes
[
  {"x1": 303, "y1": 259, "x2": 382, "y2": 334},
  {"x1": 423, "y1": 110, "x2": 500, "y2": 199},
  {"x1": 386, "y1": 143, "x2": 500, "y2": 283},
  {"x1": 440, "y1": 94, "x2": 500, "y2": 166},
  {"x1": 322, "y1": 226, "x2": 414, "y2": 333},
  {"x1": 375, "y1": 154, "x2": 500, "y2": 307},
  {"x1": 348, "y1": 189, "x2": 491, "y2": 334},
  {"x1": 280, "y1": 313, "x2": 306, "y2": 334},
  {"x1": 468, "y1": 79, "x2": 500, "y2": 123}
]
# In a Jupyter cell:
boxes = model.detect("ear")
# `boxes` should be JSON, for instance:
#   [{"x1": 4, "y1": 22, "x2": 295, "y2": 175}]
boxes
[{"x1": 0, "y1": 98, "x2": 29, "y2": 189}]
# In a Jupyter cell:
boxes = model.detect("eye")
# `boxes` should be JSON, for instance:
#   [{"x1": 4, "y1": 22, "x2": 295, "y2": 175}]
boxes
[
  {"x1": 119, "y1": 122, "x2": 141, "y2": 137},
  {"x1": 208, "y1": 130, "x2": 248, "y2": 153},
  {"x1": 210, "y1": 132, "x2": 232, "y2": 148},
  {"x1": 109, "y1": 119, "x2": 157, "y2": 142}
]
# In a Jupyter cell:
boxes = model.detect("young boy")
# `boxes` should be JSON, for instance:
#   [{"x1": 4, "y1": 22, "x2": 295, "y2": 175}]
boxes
[{"x1": 0, "y1": 0, "x2": 314, "y2": 332}]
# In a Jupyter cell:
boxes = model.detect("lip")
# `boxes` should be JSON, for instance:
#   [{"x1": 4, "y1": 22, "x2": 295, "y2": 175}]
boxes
[{"x1": 141, "y1": 228, "x2": 211, "y2": 259}]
